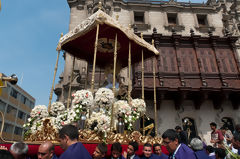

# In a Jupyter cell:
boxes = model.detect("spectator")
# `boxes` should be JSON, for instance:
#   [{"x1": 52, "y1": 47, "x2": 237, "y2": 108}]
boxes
[
  {"x1": 141, "y1": 143, "x2": 159, "y2": 159},
  {"x1": 93, "y1": 143, "x2": 108, "y2": 159},
  {"x1": 38, "y1": 141, "x2": 58, "y2": 159},
  {"x1": 232, "y1": 133, "x2": 240, "y2": 155},
  {"x1": 162, "y1": 129, "x2": 196, "y2": 159},
  {"x1": 123, "y1": 141, "x2": 140, "y2": 159},
  {"x1": 175, "y1": 126, "x2": 188, "y2": 145},
  {"x1": 190, "y1": 138, "x2": 210, "y2": 159},
  {"x1": 214, "y1": 148, "x2": 226, "y2": 159},
  {"x1": 210, "y1": 122, "x2": 224, "y2": 148},
  {"x1": 108, "y1": 142, "x2": 125, "y2": 159},
  {"x1": 152, "y1": 143, "x2": 168, "y2": 159},
  {"x1": 58, "y1": 124, "x2": 91, "y2": 159},
  {"x1": 9, "y1": 142, "x2": 28, "y2": 159},
  {"x1": 220, "y1": 125, "x2": 233, "y2": 146}
]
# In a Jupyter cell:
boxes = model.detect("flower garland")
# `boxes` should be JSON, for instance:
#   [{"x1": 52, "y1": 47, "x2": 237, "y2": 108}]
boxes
[
  {"x1": 49, "y1": 102, "x2": 65, "y2": 117},
  {"x1": 95, "y1": 88, "x2": 114, "y2": 113}
]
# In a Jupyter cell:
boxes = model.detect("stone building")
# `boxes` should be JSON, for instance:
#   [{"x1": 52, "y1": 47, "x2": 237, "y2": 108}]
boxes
[{"x1": 55, "y1": 0, "x2": 240, "y2": 144}]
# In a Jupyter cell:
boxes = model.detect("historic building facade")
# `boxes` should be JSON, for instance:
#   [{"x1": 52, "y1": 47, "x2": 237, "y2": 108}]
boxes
[{"x1": 55, "y1": 0, "x2": 240, "y2": 144}]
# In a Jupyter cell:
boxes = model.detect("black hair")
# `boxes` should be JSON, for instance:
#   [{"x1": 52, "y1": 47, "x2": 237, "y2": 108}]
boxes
[
  {"x1": 205, "y1": 145, "x2": 214, "y2": 153},
  {"x1": 97, "y1": 142, "x2": 108, "y2": 154},
  {"x1": 215, "y1": 148, "x2": 226, "y2": 159},
  {"x1": 175, "y1": 126, "x2": 182, "y2": 130},
  {"x1": 59, "y1": 124, "x2": 79, "y2": 140},
  {"x1": 162, "y1": 129, "x2": 179, "y2": 141},
  {"x1": 143, "y1": 143, "x2": 152, "y2": 148},
  {"x1": 111, "y1": 142, "x2": 122, "y2": 153},
  {"x1": 129, "y1": 141, "x2": 139, "y2": 152},
  {"x1": 153, "y1": 143, "x2": 161, "y2": 149},
  {"x1": 210, "y1": 122, "x2": 217, "y2": 127}
]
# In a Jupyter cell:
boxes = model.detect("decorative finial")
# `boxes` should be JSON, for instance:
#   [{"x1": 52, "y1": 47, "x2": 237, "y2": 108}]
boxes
[
  {"x1": 116, "y1": 14, "x2": 119, "y2": 21},
  {"x1": 128, "y1": 24, "x2": 132, "y2": 30},
  {"x1": 190, "y1": 28, "x2": 194, "y2": 36},
  {"x1": 153, "y1": 27, "x2": 157, "y2": 34},
  {"x1": 61, "y1": 33, "x2": 63, "y2": 38},
  {"x1": 152, "y1": 39, "x2": 154, "y2": 46},
  {"x1": 98, "y1": 2, "x2": 102, "y2": 10},
  {"x1": 141, "y1": 33, "x2": 143, "y2": 39}
]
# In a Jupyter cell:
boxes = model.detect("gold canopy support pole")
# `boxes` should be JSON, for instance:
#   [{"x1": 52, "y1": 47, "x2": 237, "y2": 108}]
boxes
[
  {"x1": 91, "y1": 24, "x2": 100, "y2": 93},
  {"x1": 141, "y1": 33, "x2": 145, "y2": 136},
  {"x1": 128, "y1": 41, "x2": 131, "y2": 102},
  {"x1": 67, "y1": 57, "x2": 75, "y2": 109},
  {"x1": 48, "y1": 50, "x2": 60, "y2": 112},
  {"x1": 110, "y1": 33, "x2": 118, "y2": 131},
  {"x1": 152, "y1": 39, "x2": 158, "y2": 136}
]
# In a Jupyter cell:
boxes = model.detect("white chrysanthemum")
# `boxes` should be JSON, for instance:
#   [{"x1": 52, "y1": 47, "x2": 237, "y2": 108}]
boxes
[
  {"x1": 30, "y1": 105, "x2": 48, "y2": 119},
  {"x1": 131, "y1": 98, "x2": 146, "y2": 115},
  {"x1": 49, "y1": 102, "x2": 65, "y2": 116},
  {"x1": 95, "y1": 88, "x2": 114, "y2": 110}
]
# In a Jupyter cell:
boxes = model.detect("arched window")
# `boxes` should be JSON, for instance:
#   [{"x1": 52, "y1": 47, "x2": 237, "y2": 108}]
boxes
[
  {"x1": 221, "y1": 117, "x2": 234, "y2": 132},
  {"x1": 182, "y1": 117, "x2": 197, "y2": 143}
]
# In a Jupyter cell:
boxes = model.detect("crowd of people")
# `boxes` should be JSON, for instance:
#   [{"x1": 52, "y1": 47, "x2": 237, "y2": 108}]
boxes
[{"x1": 0, "y1": 123, "x2": 240, "y2": 159}]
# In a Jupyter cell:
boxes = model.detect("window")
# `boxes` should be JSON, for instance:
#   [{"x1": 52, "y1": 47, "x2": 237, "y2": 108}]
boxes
[
  {"x1": 14, "y1": 126, "x2": 23, "y2": 135},
  {"x1": 197, "y1": 15, "x2": 208, "y2": 27},
  {"x1": 134, "y1": 12, "x2": 144, "y2": 24},
  {"x1": 20, "y1": 95, "x2": 27, "y2": 104},
  {"x1": 30, "y1": 101, "x2": 34, "y2": 109},
  {"x1": 17, "y1": 111, "x2": 26, "y2": 120},
  {"x1": 3, "y1": 123, "x2": 14, "y2": 133},
  {"x1": 167, "y1": 13, "x2": 177, "y2": 26},
  {"x1": 0, "y1": 100, "x2": 6, "y2": 112},
  {"x1": 6, "y1": 105, "x2": 17, "y2": 116},
  {"x1": 10, "y1": 88, "x2": 18, "y2": 99}
]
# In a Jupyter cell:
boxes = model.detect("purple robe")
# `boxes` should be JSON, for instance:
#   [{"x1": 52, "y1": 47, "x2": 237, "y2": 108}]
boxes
[
  {"x1": 194, "y1": 150, "x2": 211, "y2": 159},
  {"x1": 171, "y1": 144, "x2": 196, "y2": 159},
  {"x1": 59, "y1": 142, "x2": 91, "y2": 159}
]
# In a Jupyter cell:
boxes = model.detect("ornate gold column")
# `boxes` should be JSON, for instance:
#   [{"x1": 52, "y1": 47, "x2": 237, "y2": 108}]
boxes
[{"x1": 128, "y1": 41, "x2": 131, "y2": 102}]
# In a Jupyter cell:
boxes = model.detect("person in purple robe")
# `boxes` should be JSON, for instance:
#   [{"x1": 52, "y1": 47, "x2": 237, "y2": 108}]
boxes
[
  {"x1": 123, "y1": 141, "x2": 140, "y2": 159},
  {"x1": 93, "y1": 142, "x2": 108, "y2": 159},
  {"x1": 162, "y1": 129, "x2": 196, "y2": 159},
  {"x1": 58, "y1": 124, "x2": 92, "y2": 159},
  {"x1": 141, "y1": 143, "x2": 162, "y2": 159},
  {"x1": 153, "y1": 143, "x2": 168, "y2": 159},
  {"x1": 190, "y1": 138, "x2": 211, "y2": 159},
  {"x1": 214, "y1": 148, "x2": 226, "y2": 159}
]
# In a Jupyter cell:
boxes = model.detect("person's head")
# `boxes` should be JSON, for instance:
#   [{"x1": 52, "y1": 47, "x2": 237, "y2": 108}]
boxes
[
  {"x1": 220, "y1": 126, "x2": 227, "y2": 135},
  {"x1": 232, "y1": 133, "x2": 240, "y2": 149},
  {"x1": 190, "y1": 138, "x2": 203, "y2": 151},
  {"x1": 10, "y1": 142, "x2": 28, "y2": 159},
  {"x1": 210, "y1": 122, "x2": 217, "y2": 131},
  {"x1": 175, "y1": 126, "x2": 182, "y2": 133},
  {"x1": 162, "y1": 129, "x2": 179, "y2": 153},
  {"x1": 58, "y1": 124, "x2": 79, "y2": 150},
  {"x1": 93, "y1": 143, "x2": 108, "y2": 159},
  {"x1": 205, "y1": 145, "x2": 214, "y2": 155},
  {"x1": 153, "y1": 143, "x2": 161, "y2": 156},
  {"x1": 142, "y1": 143, "x2": 152, "y2": 158},
  {"x1": 215, "y1": 148, "x2": 226, "y2": 159},
  {"x1": 38, "y1": 141, "x2": 55, "y2": 159},
  {"x1": 111, "y1": 142, "x2": 122, "y2": 159},
  {"x1": 127, "y1": 141, "x2": 138, "y2": 157}
]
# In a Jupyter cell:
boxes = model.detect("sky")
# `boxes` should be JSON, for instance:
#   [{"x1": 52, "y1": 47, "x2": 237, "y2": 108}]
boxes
[{"x1": 0, "y1": 0, "x2": 206, "y2": 106}]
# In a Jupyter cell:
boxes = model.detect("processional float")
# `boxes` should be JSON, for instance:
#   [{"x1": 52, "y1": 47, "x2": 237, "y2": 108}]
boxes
[{"x1": 0, "y1": 5, "x2": 161, "y2": 145}]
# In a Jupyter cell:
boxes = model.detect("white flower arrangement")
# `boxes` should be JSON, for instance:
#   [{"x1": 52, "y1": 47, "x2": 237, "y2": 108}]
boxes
[
  {"x1": 49, "y1": 102, "x2": 65, "y2": 116},
  {"x1": 130, "y1": 98, "x2": 146, "y2": 116},
  {"x1": 86, "y1": 110, "x2": 110, "y2": 133},
  {"x1": 72, "y1": 90, "x2": 93, "y2": 107},
  {"x1": 30, "y1": 105, "x2": 48, "y2": 119},
  {"x1": 113, "y1": 100, "x2": 131, "y2": 116},
  {"x1": 54, "y1": 109, "x2": 73, "y2": 130},
  {"x1": 95, "y1": 88, "x2": 115, "y2": 112}
]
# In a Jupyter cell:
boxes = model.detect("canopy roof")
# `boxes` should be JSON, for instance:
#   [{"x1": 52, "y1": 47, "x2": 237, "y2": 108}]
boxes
[{"x1": 57, "y1": 9, "x2": 159, "y2": 68}]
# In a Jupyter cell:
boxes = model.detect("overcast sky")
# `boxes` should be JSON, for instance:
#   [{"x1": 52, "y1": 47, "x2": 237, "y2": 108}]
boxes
[{"x1": 0, "y1": 0, "x2": 206, "y2": 106}]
